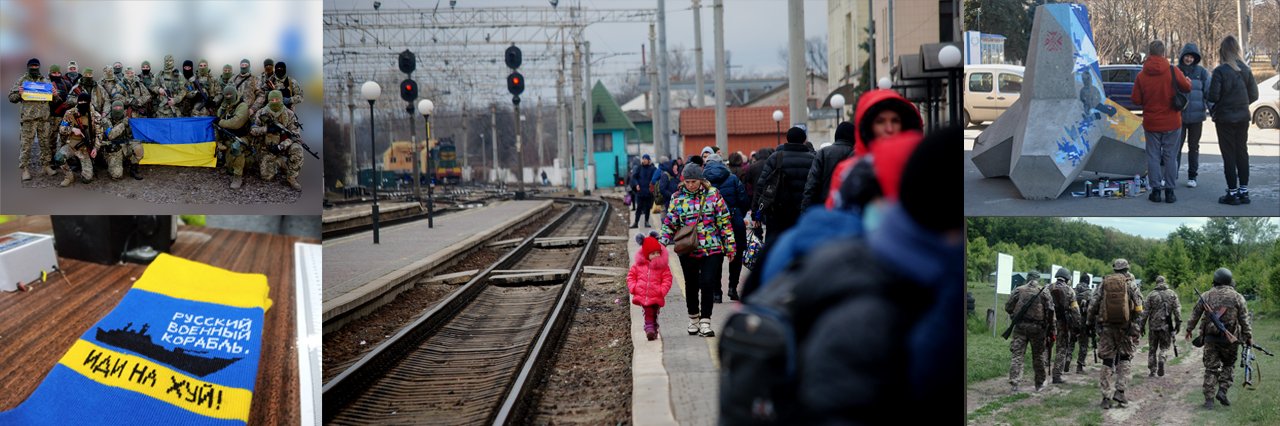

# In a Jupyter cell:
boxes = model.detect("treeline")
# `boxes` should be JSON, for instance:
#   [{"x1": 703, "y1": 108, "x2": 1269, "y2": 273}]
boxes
[{"x1": 967, "y1": 218, "x2": 1280, "y2": 308}]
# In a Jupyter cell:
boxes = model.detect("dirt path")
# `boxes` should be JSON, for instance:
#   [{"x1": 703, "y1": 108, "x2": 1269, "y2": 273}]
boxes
[{"x1": 968, "y1": 337, "x2": 1203, "y2": 425}]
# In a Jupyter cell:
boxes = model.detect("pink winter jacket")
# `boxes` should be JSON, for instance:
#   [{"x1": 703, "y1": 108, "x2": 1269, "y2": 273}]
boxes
[{"x1": 627, "y1": 249, "x2": 673, "y2": 307}]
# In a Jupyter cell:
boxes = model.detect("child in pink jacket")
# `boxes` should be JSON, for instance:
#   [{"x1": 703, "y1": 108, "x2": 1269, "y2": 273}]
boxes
[{"x1": 628, "y1": 232, "x2": 673, "y2": 341}]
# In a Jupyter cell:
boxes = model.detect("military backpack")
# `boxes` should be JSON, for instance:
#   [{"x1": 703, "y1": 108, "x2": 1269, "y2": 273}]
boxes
[
  {"x1": 1014, "y1": 283, "x2": 1045, "y2": 322},
  {"x1": 1099, "y1": 273, "x2": 1129, "y2": 324}
]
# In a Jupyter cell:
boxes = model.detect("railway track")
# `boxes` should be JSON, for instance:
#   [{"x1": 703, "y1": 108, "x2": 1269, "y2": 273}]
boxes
[{"x1": 323, "y1": 198, "x2": 609, "y2": 425}]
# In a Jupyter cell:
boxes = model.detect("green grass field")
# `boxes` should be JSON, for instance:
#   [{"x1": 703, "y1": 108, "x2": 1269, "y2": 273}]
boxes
[{"x1": 1188, "y1": 304, "x2": 1280, "y2": 424}]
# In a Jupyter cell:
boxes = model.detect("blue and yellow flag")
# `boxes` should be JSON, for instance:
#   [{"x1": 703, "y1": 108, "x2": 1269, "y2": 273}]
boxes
[
  {"x1": 21, "y1": 81, "x2": 53, "y2": 102},
  {"x1": 132, "y1": 117, "x2": 219, "y2": 167},
  {"x1": 0, "y1": 254, "x2": 271, "y2": 426}
]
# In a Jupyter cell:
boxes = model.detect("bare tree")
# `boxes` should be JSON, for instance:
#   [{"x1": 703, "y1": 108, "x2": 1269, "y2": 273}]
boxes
[
  {"x1": 776, "y1": 37, "x2": 829, "y2": 74},
  {"x1": 666, "y1": 43, "x2": 691, "y2": 81}
]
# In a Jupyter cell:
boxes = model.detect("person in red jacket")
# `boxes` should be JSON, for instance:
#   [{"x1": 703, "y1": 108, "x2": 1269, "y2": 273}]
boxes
[
  {"x1": 1132, "y1": 40, "x2": 1191, "y2": 203},
  {"x1": 821, "y1": 88, "x2": 924, "y2": 210},
  {"x1": 628, "y1": 233, "x2": 674, "y2": 341}
]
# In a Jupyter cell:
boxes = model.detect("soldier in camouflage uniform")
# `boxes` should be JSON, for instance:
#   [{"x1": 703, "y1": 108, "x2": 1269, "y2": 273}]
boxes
[
  {"x1": 175, "y1": 60, "x2": 201, "y2": 117},
  {"x1": 250, "y1": 90, "x2": 304, "y2": 190},
  {"x1": 1006, "y1": 271, "x2": 1055, "y2": 392},
  {"x1": 58, "y1": 92, "x2": 103, "y2": 186},
  {"x1": 9, "y1": 58, "x2": 52, "y2": 181},
  {"x1": 138, "y1": 60, "x2": 156, "y2": 95},
  {"x1": 41, "y1": 64, "x2": 74, "y2": 177},
  {"x1": 220, "y1": 64, "x2": 234, "y2": 87},
  {"x1": 229, "y1": 59, "x2": 259, "y2": 116},
  {"x1": 92, "y1": 63, "x2": 123, "y2": 114},
  {"x1": 252, "y1": 61, "x2": 303, "y2": 112},
  {"x1": 1073, "y1": 274, "x2": 1093, "y2": 373},
  {"x1": 1086, "y1": 258, "x2": 1145, "y2": 409},
  {"x1": 216, "y1": 85, "x2": 253, "y2": 189},
  {"x1": 1141, "y1": 275, "x2": 1181, "y2": 377},
  {"x1": 1186, "y1": 267, "x2": 1252, "y2": 409},
  {"x1": 101, "y1": 101, "x2": 144, "y2": 180},
  {"x1": 152, "y1": 55, "x2": 186, "y2": 118},
  {"x1": 1048, "y1": 268, "x2": 1080, "y2": 384},
  {"x1": 192, "y1": 59, "x2": 221, "y2": 116},
  {"x1": 122, "y1": 67, "x2": 152, "y2": 118}
]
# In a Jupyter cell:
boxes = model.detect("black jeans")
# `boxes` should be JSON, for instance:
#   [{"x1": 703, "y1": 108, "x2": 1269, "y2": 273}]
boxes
[
  {"x1": 1179, "y1": 122, "x2": 1202, "y2": 180},
  {"x1": 680, "y1": 253, "x2": 724, "y2": 319},
  {"x1": 1215, "y1": 121, "x2": 1250, "y2": 189},
  {"x1": 632, "y1": 197, "x2": 653, "y2": 225}
]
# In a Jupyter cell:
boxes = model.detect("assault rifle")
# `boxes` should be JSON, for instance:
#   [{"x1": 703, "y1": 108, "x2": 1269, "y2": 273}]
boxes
[
  {"x1": 1240, "y1": 343, "x2": 1274, "y2": 390},
  {"x1": 1167, "y1": 310, "x2": 1180, "y2": 358},
  {"x1": 266, "y1": 121, "x2": 320, "y2": 159},
  {"x1": 1192, "y1": 286, "x2": 1237, "y2": 343},
  {"x1": 214, "y1": 125, "x2": 255, "y2": 157},
  {"x1": 1003, "y1": 283, "x2": 1049, "y2": 340}
]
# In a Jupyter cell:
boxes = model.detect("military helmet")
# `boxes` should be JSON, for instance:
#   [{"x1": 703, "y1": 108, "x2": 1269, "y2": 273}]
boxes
[
  {"x1": 1079, "y1": 274, "x2": 1089, "y2": 283},
  {"x1": 1156, "y1": 276, "x2": 1166, "y2": 284},
  {"x1": 1027, "y1": 271, "x2": 1040, "y2": 280},
  {"x1": 1213, "y1": 268, "x2": 1233, "y2": 286},
  {"x1": 1112, "y1": 258, "x2": 1130, "y2": 271},
  {"x1": 1055, "y1": 268, "x2": 1070, "y2": 280}
]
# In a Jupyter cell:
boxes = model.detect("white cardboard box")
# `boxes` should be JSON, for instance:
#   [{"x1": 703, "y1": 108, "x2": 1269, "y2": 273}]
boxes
[{"x1": 0, "y1": 232, "x2": 59, "y2": 292}]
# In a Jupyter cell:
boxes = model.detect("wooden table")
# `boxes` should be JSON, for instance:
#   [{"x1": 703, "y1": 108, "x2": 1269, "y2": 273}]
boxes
[{"x1": 0, "y1": 216, "x2": 314, "y2": 425}]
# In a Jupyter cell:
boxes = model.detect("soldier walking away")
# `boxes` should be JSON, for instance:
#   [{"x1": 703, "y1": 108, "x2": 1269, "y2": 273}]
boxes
[
  {"x1": 1049, "y1": 268, "x2": 1080, "y2": 384},
  {"x1": 1074, "y1": 273, "x2": 1093, "y2": 373},
  {"x1": 1005, "y1": 271, "x2": 1055, "y2": 392},
  {"x1": 1186, "y1": 267, "x2": 1252, "y2": 409},
  {"x1": 9, "y1": 58, "x2": 51, "y2": 181},
  {"x1": 1141, "y1": 276, "x2": 1182, "y2": 377},
  {"x1": 1086, "y1": 258, "x2": 1144, "y2": 409}
]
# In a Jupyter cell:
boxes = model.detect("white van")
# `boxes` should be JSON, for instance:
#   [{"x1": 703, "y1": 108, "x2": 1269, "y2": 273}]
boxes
[{"x1": 964, "y1": 64, "x2": 1025, "y2": 126}]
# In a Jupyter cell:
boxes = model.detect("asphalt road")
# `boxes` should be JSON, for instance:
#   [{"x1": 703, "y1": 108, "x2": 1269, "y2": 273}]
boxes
[{"x1": 964, "y1": 120, "x2": 1280, "y2": 216}]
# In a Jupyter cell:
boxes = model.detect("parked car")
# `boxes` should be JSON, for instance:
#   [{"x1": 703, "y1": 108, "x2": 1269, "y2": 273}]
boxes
[
  {"x1": 1249, "y1": 75, "x2": 1279, "y2": 129},
  {"x1": 1099, "y1": 64, "x2": 1143, "y2": 112},
  {"x1": 964, "y1": 64, "x2": 1025, "y2": 126}
]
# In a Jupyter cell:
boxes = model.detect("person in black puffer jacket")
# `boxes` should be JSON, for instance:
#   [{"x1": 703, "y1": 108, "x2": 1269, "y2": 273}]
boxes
[
  {"x1": 705, "y1": 156, "x2": 748, "y2": 302},
  {"x1": 1204, "y1": 35, "x2": 1259, "y2": 205},
  {"x1": 753, "y1": 126, "x2": 816, "y2": 243},
  {"x1": 802, "y1": 121, "x2": 856, "y2": 211},
  {"x1": 743, "y1": 147, "x2": 773, "y2": 201},
  {"x1": 1176, "y1": 42, "x2": 1211, "y2": 188}
]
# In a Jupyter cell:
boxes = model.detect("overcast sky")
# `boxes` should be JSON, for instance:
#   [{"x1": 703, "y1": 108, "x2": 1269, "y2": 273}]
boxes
[
  {"x1": 325, "y1": 0, "x2": 830, "y2": 79},
  {"x1": 1078, "y1": 217, "x2": 1215, "y2": 240}
]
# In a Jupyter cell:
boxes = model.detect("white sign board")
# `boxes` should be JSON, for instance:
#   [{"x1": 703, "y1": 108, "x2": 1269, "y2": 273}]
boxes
[
  {"x1": 1072, "y1": 270, "x2": 1081, "y2": 287},
  {"x1": 1051, "y1": 264, "x2": 1063, "y2": 282},
  {"x1": 997, "y1": 253, "x2": 1014, "y2": 295}
]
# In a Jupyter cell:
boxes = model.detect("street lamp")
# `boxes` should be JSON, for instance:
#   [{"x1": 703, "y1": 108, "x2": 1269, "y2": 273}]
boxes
[
  {"x1": 361, "y1": 80, "x2": 382, "y2": 244},
  {"x1": 417, "y1": 98, "x2": 435, "y2": 228},
  {"x1": 878, "y1": 77, "x2": 893, "y2": 90},
  {"x1": 830, "y1": 94, "x2": 845, "y2": 124},
  {"x1": 939, "y1": 45, "x2": 963, "y2": 126},
  {"x1": 772, "y1": 109, "x2": 784, "y2": 146}
]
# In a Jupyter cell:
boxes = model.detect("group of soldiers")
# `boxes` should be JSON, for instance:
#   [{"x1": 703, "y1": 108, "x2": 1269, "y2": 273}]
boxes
[
  {"x1": 1006, "y1": 259, "x2": 1257, "y2": 410},
  {"x1": 9, "y1": 56, "x2": 306, "y2": 190}
]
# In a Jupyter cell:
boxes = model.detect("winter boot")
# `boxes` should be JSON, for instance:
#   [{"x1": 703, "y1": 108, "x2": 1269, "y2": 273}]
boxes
[
  {"x1": 644, "y1": 322, "x2": 657, "y2": 341},
  {"x1": 687, "y1": 315, "x2": 699, "y2": 335},
  {"x1": 1216, "y1": 388, "x2": 1230, "y2": 406},
  {"x1": 21, "y1": 167, "x2": 31, "y2": 181},
  {"x1": 230, "y1": 175, "x2": 243, "y2": 189},
  {"x1": 697, "y1": 318, "x2": 715, "y2": 337}
]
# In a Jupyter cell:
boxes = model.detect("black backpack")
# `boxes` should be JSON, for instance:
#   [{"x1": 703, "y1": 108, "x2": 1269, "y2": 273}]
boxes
[
  {"x1": 755, "y1": 151, "x2": 786, "y2": 215},
  {"x1": 719, "y1": 242, "x2": 888, "y2": 424}
]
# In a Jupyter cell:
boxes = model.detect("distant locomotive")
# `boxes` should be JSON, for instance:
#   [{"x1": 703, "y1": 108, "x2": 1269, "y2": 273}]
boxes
[{"x1": 432, "y1": 137, "x2": 462, "y2": 185}]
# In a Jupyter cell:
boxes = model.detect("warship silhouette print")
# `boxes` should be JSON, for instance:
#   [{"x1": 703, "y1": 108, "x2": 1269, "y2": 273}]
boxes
[{"x1": 95, "y1": 323, "x2": 241, "y2": 377}]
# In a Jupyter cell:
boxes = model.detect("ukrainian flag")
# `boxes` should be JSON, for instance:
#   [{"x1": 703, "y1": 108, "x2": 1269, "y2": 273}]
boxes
[
  {"x1": 21, "y1": 81, "x2": 53, "y2": 101},
  {"x1": 131, "y1": 117, "x2": 218, "y2": 167}
]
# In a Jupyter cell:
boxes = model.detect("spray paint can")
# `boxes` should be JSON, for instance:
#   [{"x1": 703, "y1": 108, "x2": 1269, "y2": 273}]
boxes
[{"x1": 1085, "y1": 181, "x2": 1093, "y2": 197}]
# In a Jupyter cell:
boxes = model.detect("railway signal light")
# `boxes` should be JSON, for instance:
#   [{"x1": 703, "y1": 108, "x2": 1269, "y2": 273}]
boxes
[
  {"x1": 505, "y1": 45, "x2": 522, "y2": 69},
  {"x1": 507, "y1": 72, "x2": 524, "y2": 96},
  {"x1": 401, "y1": 79, "x2": 418, "y2": 102},
  {"x1": 398, "y1": 49, "x2": 416, "y2": 74}
]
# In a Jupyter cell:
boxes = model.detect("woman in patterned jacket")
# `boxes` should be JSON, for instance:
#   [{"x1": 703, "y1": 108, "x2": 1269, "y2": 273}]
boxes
[{"x1": 659, "y1": 163, "x2": 736, "y2": 337}]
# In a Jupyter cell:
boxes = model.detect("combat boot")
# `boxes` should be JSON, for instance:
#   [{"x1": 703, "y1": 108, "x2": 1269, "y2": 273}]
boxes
[
  {"x1": 230, "y1": 175, "x2": 243, "y2": 189},
  {"x1": 287, "y1": 176, "x2": 302, "y2": 191},
  {"x1": 1203, "y1": 397, "x2": 1214, "y2": 410},
  {"x1": 129, "y1": 163, "x2": 143, "y2": 180},
  {"x1": 1077, "y1": 365, "x2": 1084, "y2": 374},
  {"x1": 1215, "y1": 388, "x2": 1230, "y2": 406},
  {"x1": 1149, "y1": 370, "x2": 1156, "y2": 378},
  {"x1": 1011, "y1": 384, "x2": 1019, "y2": 393},
  {"x1": 1052, "y1": 377, "x2": 1065, "y2": 384},
  {"x1": 43, "y1": 165, "x2": 57, "y2": 176},
  {"x1": 21, "y1": 167, "x2": 31, "y2": 181},
  {"x1": 59, "y1": 171, "x2": 74, "y2": 187},
  {"x1": 1158, "y1": 361, "x2": 1164, "y2": 377},
  {"x1": 1100, "y1": 397, "x2": 1112, "y2": 409},
  {"x1": 727, "y1": 288, "x2": 740, "y2": 301},
  {"x1": 1113, "y1": 390, "x2": 1127, "y2": 407}
]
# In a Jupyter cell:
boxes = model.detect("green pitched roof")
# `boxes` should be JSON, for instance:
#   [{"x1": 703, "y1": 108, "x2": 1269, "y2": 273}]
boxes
[{"x1": 588, "y1": 80, "x2": 635, "y2": 132}]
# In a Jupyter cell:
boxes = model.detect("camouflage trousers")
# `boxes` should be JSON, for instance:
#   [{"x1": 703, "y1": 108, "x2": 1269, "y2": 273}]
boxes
[
  {"x1": 1073, "y1": 327, "x2": 1091, "y2": 368},
  {"x1": 40, "y1": 116, "x2": 61, "y2": 167},
  {"x1": 104, "y1": 142, "x2": 144, "y2": 179},
  {"x1": 1202, "y1": 341, "x2": 1238, "y2": 399},
  {"x1": 259, "y1": 143, "x2": 303, "y2": 181},
  {"x1": 58, "y1": 144, "x2": 94, "y2": 182},
  {"x1": 1009, "y1": 322, "x2": 1049, "y2": 387},
  {"x1": 18, "y1": 119, "x2": 49, "y2": 169},
  {"x1": 1147, "y1": 329, "x2": 1174, "y2": 374},
  {"x1": 1097, "y1": 325, "x2": 1137, "y2": 399},
  {"x1": 1050, "y1": 320, "x2": 1075, "y2": 379}
]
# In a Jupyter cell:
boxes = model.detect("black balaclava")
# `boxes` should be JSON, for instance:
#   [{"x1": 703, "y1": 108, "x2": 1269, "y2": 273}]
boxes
[
  {"x1": 274, "y1": 61, "x2": 287, "y2": 79},
  {"x1": 27, "y1": 58, "x2": 40, "y2": 78},
  {"x1": 141, "y1": 60, "x2": 152, "y2": 76},
  {"x1": 182, "y1": 60, "x2": 195, "y2": 79},
  {"x1": 113, "y1": 62, "x2": 123, "y2": 80},
  {"x1": 77, "y1": 92, "x2": 91, "y2": 113}
]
